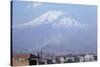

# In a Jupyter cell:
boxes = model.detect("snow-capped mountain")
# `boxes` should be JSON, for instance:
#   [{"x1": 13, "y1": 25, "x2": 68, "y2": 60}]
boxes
[
  {"x1": 13, "y1": 10, "x2": 97, "y2": 54},
  {"x1": 14, "y1": 10, "x2": 88, "y2": 29}
]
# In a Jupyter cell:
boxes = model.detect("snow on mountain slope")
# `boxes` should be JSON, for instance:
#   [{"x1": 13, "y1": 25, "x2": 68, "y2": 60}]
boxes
[{"x1": 14, "y1": 10, "x2": 88, "y2": 29}]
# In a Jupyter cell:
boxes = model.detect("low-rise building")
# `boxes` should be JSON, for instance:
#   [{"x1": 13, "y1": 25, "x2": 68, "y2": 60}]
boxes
[
  {"x1": 59, "y1": 56, "x2": 65, "y2": 63},
  {"x1": 79, "y1": 56, "x2": 84, "y2": 62},
  {"x1": 12, "y1": 54, "x2": 41, "y2": 66},
  {"x1": 12, "y1": 54, "x2": 30, "y2": 66},
  {"x1": 84, "y1": 54, "x2": 95, "y2": 62}
]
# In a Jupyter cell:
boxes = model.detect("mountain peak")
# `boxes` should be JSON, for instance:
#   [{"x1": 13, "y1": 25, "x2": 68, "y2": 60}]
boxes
[{"x1": 13, "y1": 10, "x2": 88, "y2": 29}]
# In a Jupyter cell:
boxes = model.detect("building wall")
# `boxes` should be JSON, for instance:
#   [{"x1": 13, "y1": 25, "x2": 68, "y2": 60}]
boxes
[{"x1": 12, "y1": 58, "x2": 29, "y2": 66}]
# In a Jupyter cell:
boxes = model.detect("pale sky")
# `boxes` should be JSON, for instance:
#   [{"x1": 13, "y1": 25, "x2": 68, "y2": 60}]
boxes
[{"x1": 12, "y1": 1, "x2": 97, "y2": 54}]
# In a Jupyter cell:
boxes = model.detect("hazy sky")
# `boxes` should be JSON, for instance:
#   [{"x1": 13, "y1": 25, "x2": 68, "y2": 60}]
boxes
[{"x1": 12, "y1": 1, "x2": 97, "y2": 54}]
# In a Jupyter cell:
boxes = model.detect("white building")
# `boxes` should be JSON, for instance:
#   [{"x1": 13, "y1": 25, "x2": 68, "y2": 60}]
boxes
[
  {"x1": 84, "y1": 54, "x2": 95, "y2": 62},
  {"x1": 52, "y1": 59, "x2": 56, "y2": 63},
  {"x1": 59, "y1": 57, "x2": 65, "y2": 63},
  {"x1": 79, "y1": 56, "x2": 84, "y2": 62}
]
